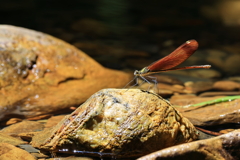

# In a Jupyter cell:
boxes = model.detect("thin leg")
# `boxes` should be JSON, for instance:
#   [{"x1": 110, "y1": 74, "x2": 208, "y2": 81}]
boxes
[
  {"x1": 124, "y1": 74, "x2": 159, "y2": 93},
  {"x1": 139, "y1": 75, "x2": 158, "y2": 93},
  {"x1": 123, "y1": 76, "x2": 138, "y2": 89},
  {"x1": 147, "y1": 76, "x2": 159, "y2": 93}
]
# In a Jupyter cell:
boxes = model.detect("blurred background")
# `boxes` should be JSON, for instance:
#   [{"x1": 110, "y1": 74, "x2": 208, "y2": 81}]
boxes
[{"x1": 1, "y1": 0, "x2": 240, "y2": 77}]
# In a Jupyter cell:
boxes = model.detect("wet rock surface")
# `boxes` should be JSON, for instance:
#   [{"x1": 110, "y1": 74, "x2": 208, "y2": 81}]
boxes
[
  {"x1": 0, "y1": 25, "x2": 132, "y2": 121},
  {"x1": 171, "y1": 95, "x2": 240, "y2": 126},
  {"x1": 31, "y1": 89, "x2": 198, "y2": 158}
]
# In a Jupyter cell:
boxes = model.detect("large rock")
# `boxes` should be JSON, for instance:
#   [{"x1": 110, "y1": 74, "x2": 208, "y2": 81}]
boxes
[
  {"x1": 31, "y1": 89, "x2": 198, "y2": 158},
  {"x1": 0, "y1": 25, "x2": 132, "y2": 121}
]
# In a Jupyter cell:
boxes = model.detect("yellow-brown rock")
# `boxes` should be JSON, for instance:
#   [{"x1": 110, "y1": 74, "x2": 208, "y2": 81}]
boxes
[
  {"x1": 0, "y1": 25, "x2": 132, "y2": 121},
  {"x1": 31, "y1": 89, "x2": 198, "y2": 158},
  {"x1": 0, "y1": 133, "x2": 27, "y2": 146},
  {"x1": 0, "y1": 143, "x2": 36, "y2": 160},
  {"x1": 213, "y1": 80, "x2": 240, "y2": 91}
]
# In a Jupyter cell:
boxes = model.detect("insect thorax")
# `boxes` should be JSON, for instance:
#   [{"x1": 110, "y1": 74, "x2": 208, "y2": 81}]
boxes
[{"x1": 134, "y1": 67, "x2": 149, "y2": 76}]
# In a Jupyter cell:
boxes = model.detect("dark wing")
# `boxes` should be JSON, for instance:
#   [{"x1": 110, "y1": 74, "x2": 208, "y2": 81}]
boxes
[{"x1": 147, "y1": 40, "x2": 198, "y2": 71}]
